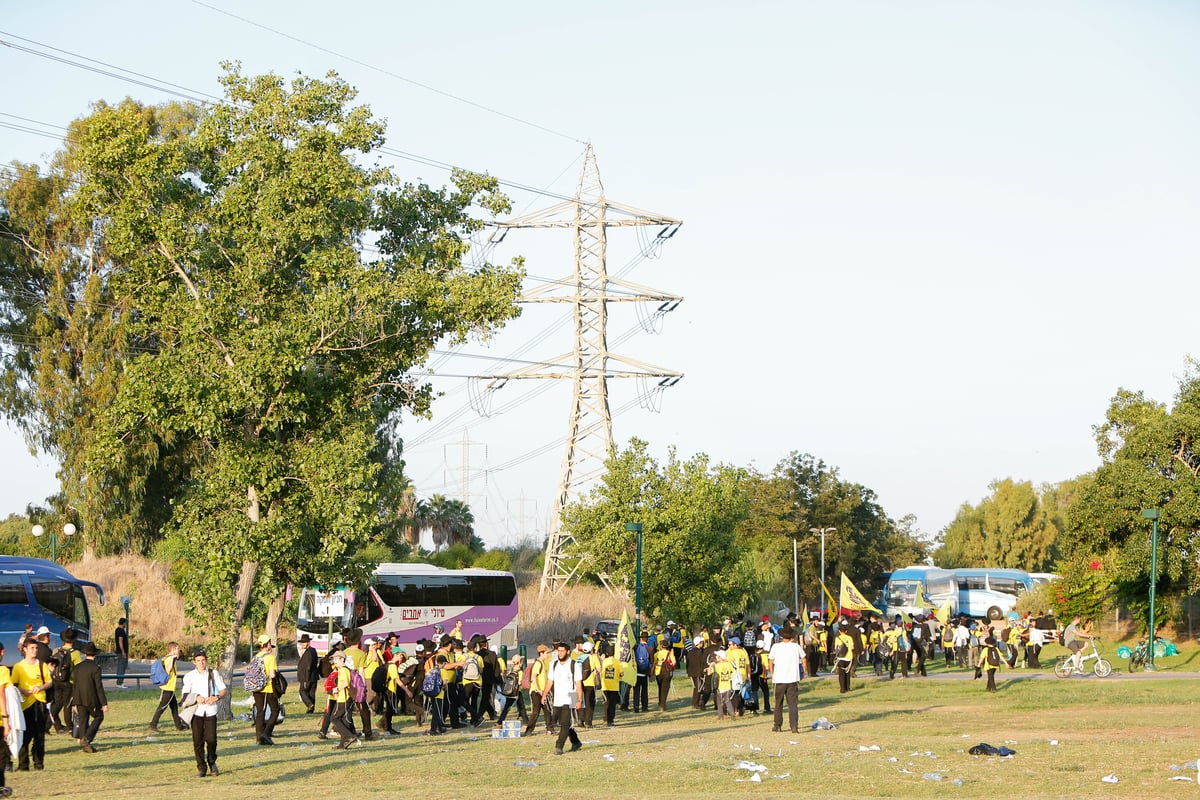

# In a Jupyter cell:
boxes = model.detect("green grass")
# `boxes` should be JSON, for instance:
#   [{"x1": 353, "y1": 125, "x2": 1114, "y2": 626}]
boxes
[{"x1": 12, "y1": 652, "x2": 1199, "y2": 800}]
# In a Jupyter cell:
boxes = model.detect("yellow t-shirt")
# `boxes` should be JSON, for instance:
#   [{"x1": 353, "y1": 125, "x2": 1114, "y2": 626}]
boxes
[
  {"x1": 726, "y1": 647, "x2": 750, "y2": 682},
  {"x1": 343, "y1": 646, "x2": 366, "y2": 672},
  {"x1": 160, "y1": 654, "x2": 179, "y2": 692},
  {"x1": 652, "y1": 648, "x2": 673, "y2": 677},
  {"x1": 12, "y1": 660, "x2": 49, "y2": 710},
  {"x1": 713, "y1": 661, "x2": 734, "y2": 692},
  {"x1": 461, "y1": 653, "x2": 483, "y2": 687},
  {"x1": 600, "y1": 656, "x2": 620, "y2": 692},
  {"x1": 530, "y1": 657, "x2": 548, "y2": 694},
  {"x1": 334, "y1": 665, "x2": 352, "y2": 703},
  {"x1": 260, "y1": 652, "x2": 278, "y2": 694}
]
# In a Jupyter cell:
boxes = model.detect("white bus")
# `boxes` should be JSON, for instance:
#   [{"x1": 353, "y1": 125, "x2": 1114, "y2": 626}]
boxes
[{"x1": 296, "y1": 563, "x2": 518, "y2": 653}]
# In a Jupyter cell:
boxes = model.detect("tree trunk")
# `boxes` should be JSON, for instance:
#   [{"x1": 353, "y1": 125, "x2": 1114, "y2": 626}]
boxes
[
  {"x1": 264, "y1": 593, "x2": 286, "y2": 642},
  {"x1": 216, "y1": 557, "x2": 258, "y2": 721},
  {"x1": 215, "y1": 484, "x2": 263, "y2": 721}
]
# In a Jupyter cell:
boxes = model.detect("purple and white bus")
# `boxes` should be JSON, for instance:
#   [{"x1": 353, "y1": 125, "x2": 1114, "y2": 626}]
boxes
[{"x1": 296, "y1": 563, "x2": 518, "y2": 654}]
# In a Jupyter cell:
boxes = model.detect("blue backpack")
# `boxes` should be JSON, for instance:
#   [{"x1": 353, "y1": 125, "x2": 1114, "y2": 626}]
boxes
[
  {"x1": 422, "y1": 669, "x2": 443, "y2": 698},
  {"x1": 635, "y1": 643, "x2": 651, "y2": 672},
  {"x1": 150, "y1": 658, "x2": 170, "y2": 687}
]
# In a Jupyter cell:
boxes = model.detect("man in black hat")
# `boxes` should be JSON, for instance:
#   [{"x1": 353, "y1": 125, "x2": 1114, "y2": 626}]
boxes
[
  {"x1": 296, "y1": 634, "x2": 318, "y2": 713},
  {"x1": 70, "y1": 642, "x2": 107, "y2": 752},
  {"x1": 49, "y1": 627, "x2": 82, "y2": 734}
]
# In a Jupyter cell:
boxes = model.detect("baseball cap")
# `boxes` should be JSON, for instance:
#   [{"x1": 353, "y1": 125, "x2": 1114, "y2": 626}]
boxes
[
  {"x1": 35, "y1": 626, "x2": 50, "y2": 636},
  {"x1": 581, "y1": 641, "x2": 593, "y2": 653},
  {"x1": 256, "y1": 634, "x2": 272, "y2": 646}
]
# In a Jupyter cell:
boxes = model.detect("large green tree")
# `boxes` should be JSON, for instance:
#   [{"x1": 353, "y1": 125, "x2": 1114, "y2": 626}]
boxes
[
  {"x1": 934, "y1": 478, "x2": 1062, "y2": 570},
  {"x1": 0, "y1": 66, "x2": 523, "y2": 694},
  {"x1": 1066, "y1": 367, "x2": 1200, "y2": 629},
  {"x1": 562, "y1": 439, "x2": 755, "y2": 626},
  {"x1": 737, "y1": 453, "x2": 927, "y2": 609}
]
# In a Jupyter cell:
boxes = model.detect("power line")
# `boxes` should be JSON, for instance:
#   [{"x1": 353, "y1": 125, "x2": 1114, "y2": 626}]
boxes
[{"x1": 190, "y1": 0, "x2": 587, "y2": 145}]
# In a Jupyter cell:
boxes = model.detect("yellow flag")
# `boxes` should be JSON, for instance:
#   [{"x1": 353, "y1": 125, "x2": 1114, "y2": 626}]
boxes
[
  {"x1": 800, "y1": 602, "x2": 809, "y2": 624},
  {"x1": 615, "y1": 609, "x2": 637, "y2": 686},
  {"x1": 839, "y1": 572, "x2": 882, "y2": 614},
  {"x1": 818, "y1": 579, "x2": 839, "y2": 621},
  {"x1": 935, "y1": 598, "x2": 952, "y2": 625},
  {"x1": 914, "y1": 583, "x2": 936, "y2": 610}
]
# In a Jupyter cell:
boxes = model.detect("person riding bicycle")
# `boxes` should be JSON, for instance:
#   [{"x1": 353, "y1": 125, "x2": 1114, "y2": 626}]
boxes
[{"x1": 1062, "y1": 615, "x2": 1093, "y2": 673}]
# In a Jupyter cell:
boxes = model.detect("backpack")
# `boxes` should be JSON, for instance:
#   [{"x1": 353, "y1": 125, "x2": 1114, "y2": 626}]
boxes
[
  {"x1": 576, "y1": 654, "x2": 593, "y2": 681},
  {"x1": 271, "y1": 671, "x2": 288, "y2": 696},
  {"x1": 462, "y1": 654, "x2": 482, "y2": 682},
  {"x1": 521, "y1": 662, "x2": 534, "y2": 691},
  {"x1": 635, "y1": 643, "x2": 651, "y2": 672},
  {"x1": 500, "y1": 670, "x2": 520, "y2": 698},
  {"x1": 986, "y1": 646, "x2": 1000, "y2": 667},
  {"x1": 878, "y1": 637, "x2": 893, "y2": 660},
  {"x1": 350, "y1": 669, "x2": 366, "y2": 703},
  {"x1": 371, "y1": 664, "x2": 389, "y2": 693},
  {"x1": 51, "y1": 647, "x2": 74, "y2": 683},
  {"x1": 421, "y1": 669, "x2": 443, "y2": 698},
  {"x1": 730, "y1": 666, "x2": 745, "y2": 691},
  {"x1": 150, "y1": 658, "x2": 170, "y2": 687},
  {"x1": 323, "y1": 670, "x2": 339, "y2": 694},
  {"x1": 243, "y1": 657, "x2": 268, "y2": 692}
]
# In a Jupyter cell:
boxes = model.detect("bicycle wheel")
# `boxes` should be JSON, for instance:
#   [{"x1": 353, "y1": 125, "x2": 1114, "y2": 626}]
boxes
[
  {"x1": 1053, "y1": 658, "x2": 1073, "y2": 678},
  {"x1": 1128, "y1": 653, "x2": 1143, "y2": 673},
  {"x1": 1095, "y1": 659, "x2": 1112, "y2": 677}
]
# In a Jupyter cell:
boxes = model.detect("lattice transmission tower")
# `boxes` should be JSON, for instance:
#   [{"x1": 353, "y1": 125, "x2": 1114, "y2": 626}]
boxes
[{"x1": 481, "y1": 145, "x2": 683, "y2": 594}]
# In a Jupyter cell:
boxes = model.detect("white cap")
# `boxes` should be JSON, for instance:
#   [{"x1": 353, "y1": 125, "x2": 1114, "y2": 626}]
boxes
[
  {"x1": 693, "y1": 636, "x2": 703, "y2": 646},
  {"x1": 715, "y1": 650, "x2": 726, "y2": 660},
  {"x1": 666, "y1": 620, "x2": 676, "y2": 626},
  {"x1": 581, "y1": 641, "x2": 593, "y2": 653},
  {"x1": 415, "y1": 644, "x2": 425, "y2": 653},
  {"x1": 330, "y1": 634, "x2": 342, "y2": 646},
  {"x1": 36, "y1": 626, "x2": 50, "y2": 636},
  {"x1": 363, "y1": 638, "x2": 375, "y2": 646},
  {"x1": 756, "y1": 639, "x2": 765, "y2": 649}
]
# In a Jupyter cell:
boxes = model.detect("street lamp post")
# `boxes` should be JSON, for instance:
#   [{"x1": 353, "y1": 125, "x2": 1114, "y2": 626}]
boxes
[
  {"x1": 31, "y1": 522, "x2": 76, "y2": 562},
  {"x1": 810, "y1": 527, "x2": 837, "y2": 617},
  {"x1": 625, "y1": 522, "x2": 643, "y2": 638},
  {"x1": 1141, "y1": 508, "x2": 1159, "y2": 671},
  {"x1": 792, "y1": 535, "x2": 799, "y2": 617}
]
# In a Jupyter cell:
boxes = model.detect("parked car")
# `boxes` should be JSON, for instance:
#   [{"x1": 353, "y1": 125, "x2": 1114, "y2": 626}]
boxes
[
  {"x1": 764, "y1": 600, "x2": 791, "y2": 623},
  {"x1": 594, "y1": 619, "x2": 621, "y2": 643}
]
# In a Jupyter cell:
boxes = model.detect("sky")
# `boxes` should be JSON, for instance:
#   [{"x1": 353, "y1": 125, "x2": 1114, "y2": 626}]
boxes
[{"x1": 2, "y1": 1, "x2": 1198, "y2": 550}]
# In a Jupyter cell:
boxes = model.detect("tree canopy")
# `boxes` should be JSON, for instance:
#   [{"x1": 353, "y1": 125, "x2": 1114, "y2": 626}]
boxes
[
  {"x1": 0, "y1": 66, "x2": 524, "y2": 678},
  {"x1": 934, "y1": 478, "x2": 1062, "y2": 571},
  {"x1": 562, "y1": 439, "x2": 754, "y2": 625}
]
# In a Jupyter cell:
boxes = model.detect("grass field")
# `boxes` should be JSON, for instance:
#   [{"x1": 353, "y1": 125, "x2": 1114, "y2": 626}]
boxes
[{"x1": 9, "y1": 640, "x2": 1199, "y2": 799}]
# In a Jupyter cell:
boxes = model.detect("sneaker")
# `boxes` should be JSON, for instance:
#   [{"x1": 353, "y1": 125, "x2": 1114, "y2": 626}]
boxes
[{"x1": 316, "y1": 732, "x2": 329, "y2": 740}]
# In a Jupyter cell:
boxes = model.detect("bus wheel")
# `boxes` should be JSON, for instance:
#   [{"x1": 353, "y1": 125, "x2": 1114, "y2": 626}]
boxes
[{"x1": 987, "y1": 606, "x2": 1003, "y2": 621}]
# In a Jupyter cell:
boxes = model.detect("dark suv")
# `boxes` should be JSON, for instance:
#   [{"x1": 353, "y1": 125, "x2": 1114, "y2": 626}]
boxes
[{"x1": 594, "y1": 619, "x2": 621, "y2": 643}]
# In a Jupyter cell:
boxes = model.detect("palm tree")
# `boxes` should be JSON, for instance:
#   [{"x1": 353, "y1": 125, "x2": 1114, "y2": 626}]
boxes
[{"x1": 419, "y1": 495, "x2": 475, "y2": 552}]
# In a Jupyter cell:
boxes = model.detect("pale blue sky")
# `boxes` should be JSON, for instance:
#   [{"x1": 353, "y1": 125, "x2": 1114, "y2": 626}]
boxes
[{"x1": 2, "y1": 1, "x2": 1197, "y2": 548}]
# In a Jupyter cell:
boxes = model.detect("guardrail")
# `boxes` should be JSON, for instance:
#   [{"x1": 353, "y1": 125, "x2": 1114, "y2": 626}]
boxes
[{"x1": 95, "y1": 657, "x2": 297, "y2": 690}]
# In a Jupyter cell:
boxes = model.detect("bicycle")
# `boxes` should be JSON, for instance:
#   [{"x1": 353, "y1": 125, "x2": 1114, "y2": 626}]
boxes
[{"x1": 1054, "y1": 637, "x2": 1112, "y2": 678}]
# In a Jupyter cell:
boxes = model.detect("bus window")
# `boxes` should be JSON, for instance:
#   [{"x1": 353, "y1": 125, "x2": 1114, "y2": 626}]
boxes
[
  {"x1": 928, "y1": 576, "x2": 955, "y2": 596},
  {"x1": 480, "y1": 575, "x2": 516, "y2": 606},
  {"x1": 31, "y1": 579, "x2": 74, "y2": 620},
  {"x1": 958, "y1": 576, "x2": 987, "y2": 591},
  {"x1": 444, "y1": 577, "x2": 472, "y2": 607},
  {"x1": 373, "y1": 577, "x2": 423, "y2": 607},
  {"x1": 72, "y1": 585, "x2": 90, "y2": 629},
  {"x1": 0, "y1": 575, "x2": 27, "y2": 605},
  {"x1": 989, "y1": 577, "x2": 1025, "y2": 597},
  {"x1": 885, "y1": 580, "x2": 918, "y2": 609},
  {"x1": 353, "y1": 590, "x2": 382, "y2": 627}
]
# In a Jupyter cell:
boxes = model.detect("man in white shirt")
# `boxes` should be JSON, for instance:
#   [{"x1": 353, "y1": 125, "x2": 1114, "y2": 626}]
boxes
[
  {"x1": 181, "y1": 650, "x2": 227, "y2": 779},
  {"x1": 767, "y1": 627, "x2": 804, "y2": 734},
  {"x1": 542, "y1": 641, "x2": 583, "y2": 756}
]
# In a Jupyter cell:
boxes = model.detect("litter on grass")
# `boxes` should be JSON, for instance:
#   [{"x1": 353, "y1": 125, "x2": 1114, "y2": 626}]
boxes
[
  {"x1": 1101, "y1": 774, "x2": 1119, "y2": 784},
  {"x1": 811, "y1": 716, "x2": 836, "y2": 730},
  {"x1": 603, "y1": 754, "x2": 615, "y2": 762},
  {"x1": 859, "y1": 744, "x2": 881, "y2": 751},
  {"x1": 1168, "y1": 777, "x2": 1194, "y2": 783},
  {"x1": 513, "y1": 760, "x2": 539, "y2": 767},
  {"x1": 734, "y1": 760, "x2": 768, "y2": 773}
]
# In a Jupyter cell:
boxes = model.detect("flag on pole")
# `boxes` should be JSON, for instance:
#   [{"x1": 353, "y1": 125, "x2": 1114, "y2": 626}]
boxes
[
  {"x1": 800, "y1": 602, "x2": 809, "y2": 624},
  {"x1": 914, "y1": 583, "x2": 936, "y2": 611},
  {"x1": 615, "y1": 608, "x2": 637, "y2": 686},
  {"x1": 839, "y1": 572, "x2": 882, "y2": 614},
  {"x1": 935, "y1": 598, "x2": 952, "y2": 625},
  {"x1": 818, "y1": 579, "x2": 839, "y2": 621}
]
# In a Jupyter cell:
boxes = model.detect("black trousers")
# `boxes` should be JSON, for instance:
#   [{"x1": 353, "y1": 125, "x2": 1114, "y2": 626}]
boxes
[
  {"x1": 298, "y1": 680, "x2": 317, "y2": 712},
  {"x1": 603, "y1": 689, "x2": 619, "y2": 725},
  {"x1": 655, "y1": 671, "x2": 671, "y2": 710},
  {"x1": 115, "y1": 655, "x2": 128, "y2": 686},
  {"x1": 151, "y1": 689, "x2": 182, "y2": 729},
  {"x1": 634, "y1": 674, "x2": 649, "y2": 711},
  {"x1": 50, "y1": 680, "x2": 72, "y2": 730},
  {"x1": 18, "y1": 701, "x2": 46, "y2": 770},
  {"x1": 74, "y1": 704, "x2": 103, "y2": 743},
  {"x1": 526, "y1": 691, "x2": 550, "y2": 732},
  {"x1": 755, "y1": 675, "x2": 772, "y2": 711},
  {"x1": 253, "y1": 691, "x2": 279, "y2": 740},
  {"x1": 190, "y1": 714, "x2": 217, "y2": 770},
  {"x1": 331, "y1": 700, "x2": 356, "y2": 744},
  {"x1": 552, "y1": 705, "x2": 580, "y2": 751},
  {"x1": 580, "y1": 686, "x2": 595, "y2": 726},
  {"x1": 773, "y1": 682, "x2": 798, "y2": 732}
]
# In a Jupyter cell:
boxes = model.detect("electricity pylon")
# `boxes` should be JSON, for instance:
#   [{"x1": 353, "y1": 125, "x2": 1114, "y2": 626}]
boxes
[{"x1": 483, "y1": 145, "x2": 683, "y2": 594}]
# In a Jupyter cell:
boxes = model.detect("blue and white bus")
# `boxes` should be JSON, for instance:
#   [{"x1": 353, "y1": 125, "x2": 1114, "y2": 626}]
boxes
[
  {"x1": 952, "y1": 568, "x2": 1035, "y2": 620},
  {"x1": 881, "y1": 566, "x2": 957, "y2": 619},
  {"x1": 296, "y1": 563, "x2": 518, "y2": 654},
  {"x1": 0, "y1": 556, "x2": 106, "y2": 648}
]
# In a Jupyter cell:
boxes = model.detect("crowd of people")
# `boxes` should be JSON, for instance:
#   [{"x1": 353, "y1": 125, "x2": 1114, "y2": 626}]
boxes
[{"x1": 0, "y1": 607, "x2": 1066, "y2": 791}]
